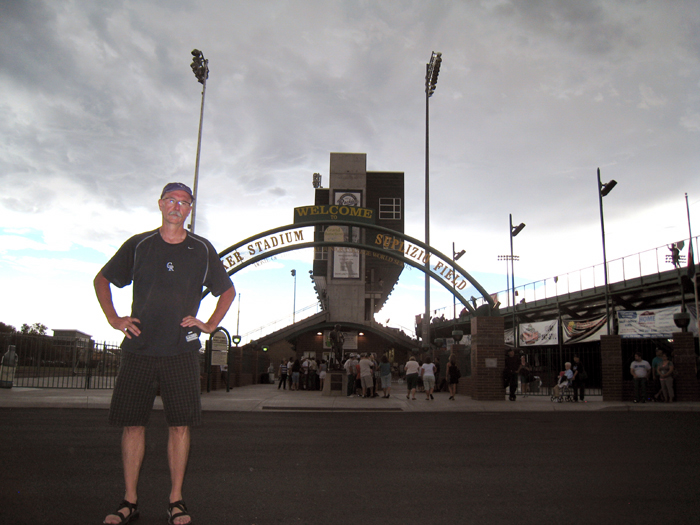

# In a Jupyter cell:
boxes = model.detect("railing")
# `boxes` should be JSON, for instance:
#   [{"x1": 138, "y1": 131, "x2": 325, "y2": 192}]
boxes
[{"x1": 435, "y1": 237, "x2": 698, "y2": 318}]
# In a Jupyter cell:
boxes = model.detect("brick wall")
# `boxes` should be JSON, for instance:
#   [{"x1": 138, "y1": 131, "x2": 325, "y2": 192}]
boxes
[
  {"x1": 600, "y1": 335, "x2": 622, "y2": 401},
  {"x1": 671, "y1": 332, "x2": 700, "y2": 401},
  {"x1": 470, "y1": 315, "x2": 505, "y2": 401}
]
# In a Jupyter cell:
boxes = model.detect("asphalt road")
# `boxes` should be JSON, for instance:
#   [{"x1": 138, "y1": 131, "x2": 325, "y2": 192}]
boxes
[{"x1": 1, "y1": 408, "x2": 698, "y2": 525}]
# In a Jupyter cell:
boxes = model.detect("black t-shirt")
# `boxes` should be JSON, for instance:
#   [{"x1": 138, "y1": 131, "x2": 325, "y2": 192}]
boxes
[
  {"x1": 505, "y1": 355, "x2": 520, "y2": 373},
  {"x1": 101, "y1": 229, "x2": 233, "y2": 356},
  {"x1": 571, "y1": 361, "x2": 586, "y2": 381}
]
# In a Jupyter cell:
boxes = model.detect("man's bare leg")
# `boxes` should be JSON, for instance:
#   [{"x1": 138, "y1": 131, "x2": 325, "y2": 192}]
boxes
[
  {"x1": 168, "y1": 426, "x2": 191, "y2": 525},
  {"x1": 104, "y1": 426, "x2": 145, "y2": 524}
]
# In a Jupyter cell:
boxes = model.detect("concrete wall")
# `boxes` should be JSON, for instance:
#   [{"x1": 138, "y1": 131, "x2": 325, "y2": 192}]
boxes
[{"x1": 326, "y1": 153, "x2": 367, "y2": 325}]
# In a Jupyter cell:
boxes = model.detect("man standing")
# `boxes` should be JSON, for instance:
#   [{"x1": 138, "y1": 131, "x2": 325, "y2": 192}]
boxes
[
  {"x1": 630, "y1": 352, "x2": 652, "y2": 404},
  {"x1": 308, "y1": 358, "x2": 318, "y2": 391},
  {"x1": 571, "y1": 355, "x2": 586, "y2": 402},
  {"x1": 95, "y1": 182, "x2": 235, "y2": 525},
  {"x1": 504, "y1": 348, "x2": 521, "y2": 401},
  {"x1": 344, "y1": 354, "x2": 358, "y2": 397},
  {"x1": 278, "y1": 359, "x2": 288, "y2": 390},
  {"x1": 359, "y1": 353, "x2": 375, "y2": 398}
]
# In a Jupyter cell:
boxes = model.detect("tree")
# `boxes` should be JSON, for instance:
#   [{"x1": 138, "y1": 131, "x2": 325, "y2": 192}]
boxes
[
  {"x1": 0, "y1": 322, "x2": 16, "y2": 333},
  {"x1": 20, "y1": 323, "x2": 48, "y2": 336}
]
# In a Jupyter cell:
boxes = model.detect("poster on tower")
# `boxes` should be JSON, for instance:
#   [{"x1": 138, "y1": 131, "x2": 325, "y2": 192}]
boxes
[{"x1": 332, "y1": 190, "x2": 362, "y2": 279}]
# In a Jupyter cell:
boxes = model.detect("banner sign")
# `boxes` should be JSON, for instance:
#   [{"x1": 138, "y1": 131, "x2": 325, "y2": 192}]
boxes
[
  {"x1": 519, "y1": 320, "x2": 558, "y2": 346},
  {"x1": 618, "y1": 306, "x2": 698, "y2": 338},
  {"x1": 504, "y1": 328, "x2": 514, "y2": 346},
  {"x1": 293, "y1": 205, "x2": 375, "y2": 225},
  {"x1": 563, "y1": 316, "x2": 608, "y2": 343}
]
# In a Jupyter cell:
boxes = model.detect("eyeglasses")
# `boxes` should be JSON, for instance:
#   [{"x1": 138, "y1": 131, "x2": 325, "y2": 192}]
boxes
[{"x1": 162, "y1": 198, "x2": 193, "y2": 208}]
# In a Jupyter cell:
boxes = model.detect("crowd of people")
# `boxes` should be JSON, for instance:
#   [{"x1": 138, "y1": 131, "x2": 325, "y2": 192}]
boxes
[
  {"x1": 277, "y1": 346, "x2": 682, "y2": 406},
  {"x1": 277, "y1": 356, "x2": 328, "y2": 391},
  {"x1": 275, "y1": 353, "x2": 463, "y2": 401}
]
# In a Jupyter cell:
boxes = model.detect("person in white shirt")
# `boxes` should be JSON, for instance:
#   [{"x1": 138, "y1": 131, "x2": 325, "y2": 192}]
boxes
[
  {"x1": 630, "y1": 352, "x2": 652, "y2": 403},
  {"x1": 552, "y1": 362, "x2": 574, "y2": 398},
  {"x1": 359, "y1": 354, "x2": 374, "y2": 398},
  {"x1": 420, "y1": 356, "x2": 437, "y2": 400},
  {"x1": 404, "y1": 356, "x2": 421, "y2": 400}
]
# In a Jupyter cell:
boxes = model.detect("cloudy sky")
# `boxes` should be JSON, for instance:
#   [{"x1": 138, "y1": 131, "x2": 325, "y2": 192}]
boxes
[{"x1": 2, "y1": 0, "x2": 699, "y2": 343}]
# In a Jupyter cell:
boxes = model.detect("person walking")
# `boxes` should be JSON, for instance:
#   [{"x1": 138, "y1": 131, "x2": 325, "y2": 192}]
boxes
[
  {"x1": 94, "y1": 182, "x2": 235, "y2": 525},
  {"x1": 446, "y1": 355, "x2": 461, "y2": 400},
  {"x1": 420, "y1": 356, "x2": 437, "y2": 400},
  {"x1": 404, "y1": 356, "x2": 420, "y2": 400}
]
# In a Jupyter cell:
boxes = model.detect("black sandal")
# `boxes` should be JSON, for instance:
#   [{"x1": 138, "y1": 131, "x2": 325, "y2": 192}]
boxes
[
  {"x1": 105, "y1": 500, "x2": 139, "y2": 524},
  {"x1": 168, "y1": 500, "x2": 192, "y2": 525}
]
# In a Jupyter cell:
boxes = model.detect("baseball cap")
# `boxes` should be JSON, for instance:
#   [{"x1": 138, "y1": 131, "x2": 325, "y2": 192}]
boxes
[{"x1": 161, "y1": 182, "x2": 194, "y2": 200}]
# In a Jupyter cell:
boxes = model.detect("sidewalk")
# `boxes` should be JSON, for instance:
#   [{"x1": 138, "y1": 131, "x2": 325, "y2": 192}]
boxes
[{"x1": 2, "y1": 383, "x2": 699, "y2": 412}]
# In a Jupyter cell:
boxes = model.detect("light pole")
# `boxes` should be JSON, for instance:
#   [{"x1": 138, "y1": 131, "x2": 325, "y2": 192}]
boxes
[
  {"x1": 597, "y1": 168, "x2": 617, "y2": 335},
  {"x1": 291, "y1": 269, "x2": 297, "y2": 324},
  {"x1": 235, "y1": 292, "x2": 241, "y2": 337},
  {"x1": 509, "y1": 214, "x2": 525, "y2": 348},
  {"x1": 452, "y1": 243, "x2": 465, "y2": 320},
  {"x1": 189, "y1": 49, "x2": 209, "y2": 233},
  {"x1": 497, "y1": 254, "x2": 518, "y2": 308},
  {"x1": 423, "y1": 50, "x2": 442, "y2": 348}
]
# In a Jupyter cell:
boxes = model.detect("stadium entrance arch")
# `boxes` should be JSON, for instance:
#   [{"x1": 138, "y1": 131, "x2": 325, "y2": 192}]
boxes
[{"x1": 211, "y1": 211, "x2": 497, "y2": 317}]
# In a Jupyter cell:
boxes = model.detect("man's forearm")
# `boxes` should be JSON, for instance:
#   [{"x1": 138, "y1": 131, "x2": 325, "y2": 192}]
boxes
[{"x1": 205, "y1": 286, "x2": 236, "y2": 329}]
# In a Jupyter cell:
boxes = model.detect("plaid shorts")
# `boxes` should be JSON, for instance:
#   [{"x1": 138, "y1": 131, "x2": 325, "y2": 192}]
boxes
[{"x1": 109, "y1": 350, "x2": 202, "y2": 428}]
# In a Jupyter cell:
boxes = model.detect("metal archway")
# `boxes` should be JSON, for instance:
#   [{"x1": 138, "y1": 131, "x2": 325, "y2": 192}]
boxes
[{"x1": 209, "y1": 220, "x2": 496, "y2": 315}]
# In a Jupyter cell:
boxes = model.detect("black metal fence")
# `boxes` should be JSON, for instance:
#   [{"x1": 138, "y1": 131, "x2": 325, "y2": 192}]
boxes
[
  {"x1": 517, "y1": 342, "x2": 602, "y2": 397},
  {"x1": 1, "y1": 333, "x2": 223, "y2": 390},
  {"x1": 1, "y1": 333, "x2": 123, "y2": 389}
]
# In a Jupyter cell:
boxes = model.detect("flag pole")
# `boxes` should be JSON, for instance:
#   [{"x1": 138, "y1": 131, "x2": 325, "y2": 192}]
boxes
[{"x1": 685, "y1": 193, "x2": 699, "y2": 335}]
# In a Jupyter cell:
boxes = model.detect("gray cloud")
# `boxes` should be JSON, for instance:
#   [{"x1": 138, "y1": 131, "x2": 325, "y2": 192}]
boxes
[{"x1": 1, "y1": 0, "x2": 699, "y2": 338}]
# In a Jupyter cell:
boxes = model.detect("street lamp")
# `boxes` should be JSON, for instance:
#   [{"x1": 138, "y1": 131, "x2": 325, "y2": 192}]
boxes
[
  {"x1": 597, "y1": 167, "x2": 617, "y2": 335},
  {"x1": 290, "y1": 269, "x2": 297, "y2": 324},
  {"x1": 509, "y1": 214, "x2": 525, "y2": 348},
  {"x1": 189, "y1": 48, "x2": 209, "y2": 233},
  {"x1": 423, "y1": 50, "x2": 442, "y2": 348},
  {"x1": 452, "y1": 243, "x2": 465, "y2": 320},
  {"x1": 497, "y1": 254, "x2": 519, "y2": 307}
]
